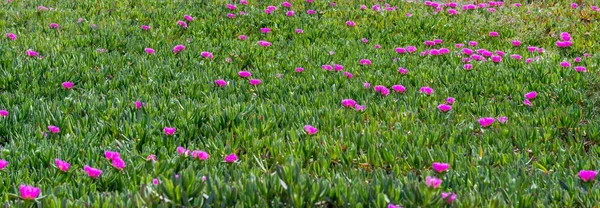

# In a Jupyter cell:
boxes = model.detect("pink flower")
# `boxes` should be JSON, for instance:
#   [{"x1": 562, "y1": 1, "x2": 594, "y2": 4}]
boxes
[
  {"x1": 111, "y1": 157, "x2": 126, "y2": 170},
  {"x1": 184, "y1": 15, "x2": 194, "y2": 21},
  {"x1": 425, "y1": 176, "x2": 442, "y2": 188},
  {"x1": 307, "y1": 9, "x2": 316, "y2": 14},
  {"x1": 406, "y1": 46, "x2": 417, "y2": 53},
  {"x1": 510, "y1": 54, "x2": 522, "y2": 60},
  {"x1": 177, "y1": 20, "x2": 187, "y2": 28},
  {"x1": 38, "y1": 5, "x2": 48, "y2": 11},
  {"x1": 341, "y1": 99, "x2": 357, "y2": 108},
  {"x1": 239, "y1": 35, "x2": 247, "y2": 40},
  {"x1": 267, "y1": 5, "x2": 277, "y2": 11},
  {"x1": 525, "y1": 91, "x2": 537, "y2": 99},
  {"x1": 0, "y1": 110, "x2": 8, "y2": 117},
  {"x1": 574, "y1": 57, "x2": 581, "y2": 62},
  {"x1": 424, "y1": 40, "x2": 435, "y2": 47},
  {"x1": 282, "y1": 1, "x2": 291, "y2": 7},
  {"x1": 489, "y1": 31, "x2": 498, "y2": 37},
  {"x1": 355, "y1": 105, "x2": 365, "y2": 111},
  {"x1": 420, "y1": 87, "x2": 433, "y2": 95},
  {"x1": 249, "y1": 79, "x2": 262, "y2": 85},
  {"x1": 141, "y1": 25, "x2": 150, "y2": 30},
  {"x1": 304, "y1": 125, "x2": 318, "y2": 135},
  {"x1": 238, "y1": 71, "x2": 251, "y2": 77},
  {"x1": 478, "y1": 117, "x2": 495, "y2": 127},
  {"x1": 574, "y1": 66, "x2": 586, "y2": 72},
  {"x1": 388, "y1": 204, "x2": 403, "y2": 208},
  {"x1": 227, "y1": 13, "x2": 235, "y2": 18},
  {"x1": 433, "y1": 39, "x2": 443, "y2": 44},
  {"x1": 177, "y1": 147, "x2": 189, "y2": 155},
  {"x1": 464, "y1": 64, "x2": 472, "y2": 70},
  {"x1": 0, "y1": 160, "x2": 7, "y2": 170},
  {"x1": 359, "y1": 59, "x2": 371, "y2": 65},
  {"x1": 346, "y1": 21, "x2": 355, "y2": 27},
  {"x1": 468, "y1": 41, "x2": 478, "y2": 47},
  {"x1": 191, "y1": 150, "x2": 210, "y2": 160},
  {"x1": 439, "y1": 48, "x2": 450, "y2": 54},
  {"x1": 240, "y1": 0, "x2": 248, "y2": 5},
  {"x1": 49, "y1": 23, "x2": 60, "y2": 29},
  {"x1": 495, "y1": 51, "x2": 505, "y2": 57},
  {"x1": 446, "y1": 97, "x2": 455, "y2": 105},
  {"x1": 201, "y1": 51, "x2": 214, "y2": 59},
  {"x1": 295, "y1": 29, "x2": 303, "y2": 34},
  {"x1": 202, "y1": 176, "x2": 207, "y2": 181},
  {"x1": 560, "y1": 62, "x2": 571, "y2": 68},
  {"x1": 215, "y1": 79, "x2": 227, "y2": 87},
  {"x1": 258, "y1": 40, "x2": 272, "y2": 47},
  {"x1": 571, "y1": 3, "x2": 578, "y2": 8},
  {"x1": 146, "y1": 154, "x2": 157, "y2": 162},
  {"x1": 48, "y1": 126, "x2": 60, "y2": 133},
  {"x1": 497, "y1": 116, "x2": 508, "y2": 123},
  {"x1": 391, "y1": 85, "x2": 406, "y2": 93},
  {"x1": 135, "y1": 101, "x2": 143, "y2": 109},
  {"x1": 441, "y1": 192, "x2": 457, "y2": 203},
  {"x1": 295, "y1": 67, "x2": 304, "y2": 73},
  {"x1": 398, "y1": 67, "x2": 408, "y2": 74},
  {"x1": 152, "y1": 178, "x2": 159, "y2": 185},
  {"x1": 526, "y1": 58, "x2": 533, "y2": 64},
  {"x1": 164, "y1": 127, "x2": 176, "y2": 136},
  {"x1": 343, "y1": 72, "x2": 353, "y2": 79},
  {"x1": 260, "y1": 28, "x2": 271, "y2": 33},
  {"x1": 462, "y1": 58, "x2": 471, "y2": 63},
  {"x1": 224, "y1": 153, "x2": 238, "y2": 163},
  {"x1": 488, "y1": 8, "x2": 496, "y2": 12},
  {"x1": 173, "y1": 45, "x2": 185, "y2": 54},
  {"x1": 227, "y1": 4, "x2": 236, "y2": 10},
  {"x1": 286, "y1": 11, "x2": 295, "y2": 16},
  {"x1": 104, "y1": 151, "x2": 120, "y2": 161},
  {"x1": 360, "y1": 5, "x2": 367, "y2": 10},
  {"x1": 332, "y1": 64, "x2": 343, "y2": 71},
  {"x1": 5, "y1": 33, "x2": 16, "y2": 41},
  {"x1": 448, "y1": 9, "x2": 457, "y2": 15},
  {"x1": 395, "y1": 47, "x2": 406, "y2": 54},
  {"x1": 405, "y1": 13, "x2": 412, "y2": 17},
  {"x1": 578, "y1": 170, "x2": 598, "y2": 182},
  {"x1": 524, "y1": 99, "x2": 532, "y2": 107},
  {"x1": 514, "y1": 3, "x2": 521, "y2": 7},
  {"x1": 438, "y1": 104, "x2": 452, "y2": 112},
  {"x1": 26, "y1": 49, "x2": 39, "y2": 57},
  {"x1": 491, "y1": 55, "x2": 502, "y2": 63},
  {"x1": 455, "y1": 44, "x2": 464, "y2": 48},
  {"x1": 19, "y1": 185, "x2": 40, "y2": 200},
  {"x1": 374, "y1": 45, "x2": 381, "y2": 49},
  {"x1": 361, "y1": 38, "x2": 368, "y2": 43},
  {"x1": 62, "y1": 82, "x2": 74, "y2": 89},
  {"x1": 512, "y1": 40, "x2": 521, "y2": 47},
  {"x1": 322, "y1": 65, "x2": 333, "y2": 71},
  {"x1": 144, "y1": 48, "x2": 154, "y2": 55},
  {"x1": 84, "y1": 165, "x2": 102, "y2": 179},
  {"x1": 461, "y1": 48, "x2": 473, "y2": 55},
  {"x1": 432, "y1": 162, "x2": 450, "y2": 172}
]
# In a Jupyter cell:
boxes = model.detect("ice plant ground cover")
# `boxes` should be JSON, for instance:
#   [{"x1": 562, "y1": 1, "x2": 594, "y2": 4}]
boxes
[{"x1": 0, "y1": 0, "x2": 599, "y2": 207}]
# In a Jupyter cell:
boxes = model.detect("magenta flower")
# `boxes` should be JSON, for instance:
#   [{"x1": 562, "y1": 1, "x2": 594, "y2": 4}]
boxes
[
  {"x1": 398, "y1": 67, "x2": 408, "y2": 74},
  {"x1": 177, "y1": 146, "x2": 189, "y2": 155},
  {"x1": 491, "y1": 55, "x2": 502, "y2": 63},
  {"x1": 405, "y1": 13, "x2": 412, "y2": 17},
  {"x1": 240, "y1": 0, "x2": 248, "y2": 5},
  {"x1": 135, "y1": 101, "x2": 143, "y2": 109},
  {"x1": 191, "y1": 150, "x2": 209, "y2": 161},
  {"x1": 355, "y1": 105, "x2": 365, "y2": 112},
  {"x1": 346, "y1": 21, "x2": 355, "y2": 27},
  {"x1": 282, "y1": 1, "x2": 291, "y2": 7},
  {"x1": 5, "y1": 33, "x2": 16, "y2": 41},
  {"x1": 406, "y1": 46, "x2": 417, "y2": 53},
  {"x1": 512, "y1": 40, "x2": 521, "y2": 47},
  {"x1": 184, "y1": 15, "x2": 193, "y2": 21},
  {"x1": 249, "y1": 79, "x2": 262, "y2": 85},
  {"x1": 227, "y1": 13, "x2": 235, "y2": 18},
  {"x1": 304, "y1": 125, "x2": 318, "y2": 135},
  {"x1": 334, "y1": 64, "x2": 344, "y2": 71},
  {"x1": 141, "y1": 25, "x2": 150, "y2": 31},
  {"x1": 0, "y1": 160, "x2": 8, "y2": 170},
  {"x1": 374, "y1": 44, "x2": 381, "y2": 49},
  {"x1": 461, "y1": 48, "x2": 473, "y2": 55},
  {"x1": 224, "y1": 153, "x2": 238, "y2": 163},
  {"x1": 438, "y1": 104, "x2": 452, "y2": 112},
  {"x1": 104, "y1": 151, "x2": 120, "y2": 161},
  {"x1": 49, "y1": 23, "x2": 60, "y2": 29},
  {"x1": 462, "y1": 58, "x2": 471, "y2": 63},
  {"x1": 62, "y1": 82, "x2": 74, "y2": 89},
  {"x1": 227, "y1": 4, "x2": 236, "y2": 10},
  {"x1": 201, "y1": 51, "x2": 214, "y2": 59},
  {"x1": 177, "y1": 20, "x2": 187, "y2": 28},
  {"x1": 425, "y1": 176, "x2": 442, "y2": 188},
  {"x1": 388, "y1": 204, "x2": 402, "y2": 208},
  {"x1": 363, "y1": 82, "x2": 371, "y2": 88},
  {"x1": 26, "y1": 49, "x2": 39, "y2": 57},
  {"x1": 396, "y1": 47, "x2": 406, "y2": 54},
  {"x1": 173, "y1": 45, "x2": 185, "y2": 54},
  {"x1": 420, "y1": 87, "x2": 433, "y2": 95},
  {"x1": 143, "y1": 48, "x2": 155, "y2": 55},
  {"x1": 152, "y1": 178, "x2": 159, "y2": 185},
  {"x1": 239, "y1": 35, "x2": 247, "y2": 40},
  {"x1": 571, "y1": 3, "x2": 578, "y2": 8},
  {"x1": 19, "y1": 185, "x2": 40, "y2": 200},
  {"x1": 574, "y1": 66, "x2": 586, "y2": 72},
  {"x1": 0, "y1": 110, "x2": 8, "y2": 117},
  {"x1": 295, "y1": 29, "x2": 303, "y2": 34},
  {"x1": 455, "y1": 44, "x2": 464, "y2": 48},
  {"x1": 359, "y1": 59, "x2": 371, "y2": 65},
  {"x1": 510, "y1": 54, "x2": 522, "y2": 60},
  {"x1": 439, "y1": 48, "x2": 450, "y2": 54},
  {"x1": 111, "y1": 157, "x2": 126, "y2": 170},
  {"x1": 286, "y1": 11, "x2": 294, "y2": 16},
  {"x1": 489, "y1": 31, "x2": 498, "y2": 37},
  {"x1": 525, "y1": 91, "x2": 537, "y2": 100},
  {"x1": 441, "y1": 192, "x2": 457, "y2": 203},
  {"x1": 446, "y1": 97, "x2": 455, "y2": 105},
  {"x1": 448, "y1": 9, "x2": 457, "y2": 15},
  {"x1": 164, "y1": 127, "x2": 176, "y2": 136},
  {"x1": 578, "y1": 170, "x2": 597, "y2": 182},
  {"x1": 468, "y1": 41, "x2": 478, "y2": 47},
  {"x1": 391, "y1": 85, "x2": 406, "y2": 93},
  {"x1": 574, "y1": 57, "x2": 581, "y2": 62},
  {"x1": 84, "y1": 165, "x2": 102, "y2": 179},
  {"x1": 48, "y1": 126, "x2": 60, "y2": 133},
  {"x1": 524, "y1": 99, "x2": 532, "y2": 107},
  {"x1": 432, "y1": 162, "x2": 450, "y2": 172},
  {"x1": 497, "y1": 116, "x2": 508, "y2": 123},
  {"x1": 307, "y1": 9, "x2": 316, "y2": 14},
  {"x1": 343, "y1": 72, "x2": 353, "y2": 79},
  {"x1": 478, "y1": 117, "x2": 495, "y2": 127},
  {"x1": 526, "y1": 58, "x2": 533, "y2": 64},
  {"x1": 215, "y1": 79, "x2": 227, "y2": 87},
  {"x1": 260, "y1": 28, "x2": 271, "y2": 33},
  {"x1": 341, "y1": 99, "x2": 357, "y2": 108},
  {"x1": 560, "y1": 62, "x2": 571, "y2": 68},
  {"x1": 146, "y1": 154, "x2": 157, "y2": 162},
  {"x1": 257, "y1": 40, "x2": 272, "y2": 47},
  {"x1": 238, "y1": 71, "x2": 251, "y2": 78},
  {"x1": 322, "y1": 65, "x2": 333, "y2": 71},
  {"x1": 424, "y1": 40, "x2": 435, "y2": 47},
  {"x1": 361, "y1": 38, "x2": 368, "y2": 43},
  {"x1": 295, "y1": 67, "x2": 304, "y2": 73}
]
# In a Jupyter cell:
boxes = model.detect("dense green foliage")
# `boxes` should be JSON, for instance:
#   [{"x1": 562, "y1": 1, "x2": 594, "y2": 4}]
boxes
[{"x1": 0, "y1": 0, "x2": 599, "y2": 207}]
